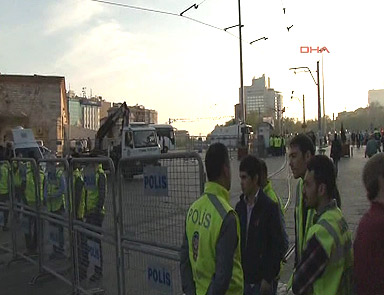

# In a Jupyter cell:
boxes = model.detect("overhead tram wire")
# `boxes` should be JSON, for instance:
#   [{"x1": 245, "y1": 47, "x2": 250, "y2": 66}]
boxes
[{"x1": 89, "y1": 0, "x2": 250, "y2": 43}]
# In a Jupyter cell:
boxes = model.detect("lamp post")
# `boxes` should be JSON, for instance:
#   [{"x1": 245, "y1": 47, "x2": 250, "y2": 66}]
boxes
[
  {"x1": 291, "y1": 91, "x2": 306, "y2": 131},
  {"x1": 289, "y1": 61, "x2": 322, "y2": 147}
]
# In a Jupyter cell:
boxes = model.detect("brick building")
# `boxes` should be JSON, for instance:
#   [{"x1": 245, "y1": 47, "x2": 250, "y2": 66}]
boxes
[{"x1": 0, "y1": 74, "x2": 68, "y2": 155}]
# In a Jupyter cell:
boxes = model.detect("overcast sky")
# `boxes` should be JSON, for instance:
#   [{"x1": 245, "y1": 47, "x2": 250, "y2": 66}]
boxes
[{"x1": 1, "y1": 0, "x2": 383, "y2": 135}]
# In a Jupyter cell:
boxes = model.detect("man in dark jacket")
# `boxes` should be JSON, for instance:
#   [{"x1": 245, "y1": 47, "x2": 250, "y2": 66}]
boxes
[
  {"x1": 330, "y1": 133, "x2": 342, "y2": 177},
  {"x1": 235, "y1": 155, "x2": 287, "y2": 295}
]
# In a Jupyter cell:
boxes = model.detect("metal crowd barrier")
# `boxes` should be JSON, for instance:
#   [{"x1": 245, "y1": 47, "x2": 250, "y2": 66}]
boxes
[
  {"x1": 70, "y1": 157, "x2": 120, "y2": 295},
  {"x1": 118, "y1": 152, "x2": 205, "y2": 295},
  {"x1": 8, "y1": 158, "x2": 43, "y2": 273},
  {"x1": 30, "y1": 159, "x2": 74, "y2": 292}
]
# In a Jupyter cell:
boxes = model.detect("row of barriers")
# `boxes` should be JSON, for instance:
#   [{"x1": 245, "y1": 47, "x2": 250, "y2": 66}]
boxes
[{"x1": 0, "y1": 152, "x2": 205, "y2": 295}]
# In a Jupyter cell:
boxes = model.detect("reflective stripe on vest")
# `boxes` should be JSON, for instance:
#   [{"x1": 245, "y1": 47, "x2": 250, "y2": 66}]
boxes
[
  {"x1": 47, "y1": 169, "x2": 65, "y2": 212},
  {"x1": 185, "y1": 193, "x2": 243, "y2": 295},
  {"x1": 85, "y1": 167, "x2": 105, "y2": 215},
  {"x1": 25, "y1": 168, "x2": 44, "y2": 206}
]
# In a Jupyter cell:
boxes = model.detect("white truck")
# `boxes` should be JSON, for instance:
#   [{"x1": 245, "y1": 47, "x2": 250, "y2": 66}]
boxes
[
  {"x1": 91, "y1": 103, "x2": 161, "y2": 177},
  {"x1": 10, "y1": 127, "x2": 44, "y2": 159}
]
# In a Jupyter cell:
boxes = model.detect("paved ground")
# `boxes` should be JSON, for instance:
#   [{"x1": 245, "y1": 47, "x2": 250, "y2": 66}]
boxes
[{"x1": 0, "y1": 147, "x2": 372, "y2": 294}]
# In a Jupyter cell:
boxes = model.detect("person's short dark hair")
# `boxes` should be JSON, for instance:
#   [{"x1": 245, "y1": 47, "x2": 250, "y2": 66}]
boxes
[
  {"x1": 290, "y1": 133, "x2": 315, "y2": 156},
  {"x1": 205, "y1": 143, "x2": 229, "y2": 181},
  {"x1": 307, "y1": 155, "x2": 336, "y2": 197},
  {"x1": 239, "y1": 155, "x2": 262, "y2": 184},
  {"x1": 363, "y1": 153, "x2": 384, "y2": 201}
]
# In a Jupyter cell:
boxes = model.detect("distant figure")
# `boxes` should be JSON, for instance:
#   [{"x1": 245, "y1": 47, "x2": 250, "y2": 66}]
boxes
[
  {"x1": 365, "y1": 134, "x2": 380, "y2": 158},
  {"x1": 354, "y1": 153, "x2": 384, "y2": 295},
  {"x1": 87, "y1": 137, "x2": 92, "y2": 151},
  {"x1": 330, "y1": 134, "x2": 342, "y2": 177}
]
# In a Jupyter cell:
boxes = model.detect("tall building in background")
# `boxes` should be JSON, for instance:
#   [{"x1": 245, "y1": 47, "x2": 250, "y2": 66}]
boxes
[
  {"x1": 242, "y1": 74, "x2": 283, "y2": 122},
  {"x1": 368, "y1": 89, "x2": 384, "y2": 106}
]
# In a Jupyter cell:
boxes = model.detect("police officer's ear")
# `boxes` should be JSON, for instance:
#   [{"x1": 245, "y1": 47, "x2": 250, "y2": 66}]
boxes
[
  {"x1": 304, "y1": 150, "x2": 312, "y2": 163},
  {"x1": 317, "y1": 183, "x2": 327, "y2": 198}
]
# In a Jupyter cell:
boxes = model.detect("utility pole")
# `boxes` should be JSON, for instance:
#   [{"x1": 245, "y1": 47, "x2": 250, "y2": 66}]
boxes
[
  {"x1": 237, "y1": 0, "x2": 245, "y2": 124},
  {"x1": 317, "y1": 61, "x2": 322, "y2": 146},
  {"x1": 302, "y1": 94, "x2": 306, "y2": 132},
  {"x1": 322, "y1": 54, "x2": 326, "y2": 136}
]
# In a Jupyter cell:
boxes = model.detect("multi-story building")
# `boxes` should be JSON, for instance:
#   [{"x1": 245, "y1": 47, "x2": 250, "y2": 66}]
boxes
[
  {"x1": 129, "y1": 104, "x2": 158, "y2": 124},
  {"x1": 81, "y1": 98, "x2": 101, "y2": 131},
  {"x1": 67, "y1": 93, "x2": 102, "y2": 131},
  {"x1": 241, "y1": 74, "x2": 283, "y2": 122},
  {"x1": 0, "y1": 74, "x2": 68, "y2": 155},
  {"x1": 368, "y1": 89, "x2": 384, "y2": 106}
]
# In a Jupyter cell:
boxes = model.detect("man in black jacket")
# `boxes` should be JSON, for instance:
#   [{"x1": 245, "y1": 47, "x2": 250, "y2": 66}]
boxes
[{"x1": 235, "y1": 155, "x2": 287, "y2": 295}]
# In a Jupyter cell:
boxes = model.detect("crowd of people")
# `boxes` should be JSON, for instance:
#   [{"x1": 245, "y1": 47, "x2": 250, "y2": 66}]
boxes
[
  {"x1": 0, "y1": 149, "x2": 106, "y2": 282},
  {"x1": 268, "y1": 135, "x2": 286, "y2": 157},
  {"x1": 181, "y1": 134, "x2": 384, "y2": 295}
]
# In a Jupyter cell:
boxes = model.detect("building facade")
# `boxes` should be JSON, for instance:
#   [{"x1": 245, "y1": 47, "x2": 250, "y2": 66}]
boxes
[
  {"x1": 0, "y1": 74, "x2": 68, "y2": 155},
  {"x1": 368, "y1": 89, "x2": 384, "y2": 106},
  {"x1": 241, "y1": 74, "x2": 283, "y2": 122},
  {"x1": 81, "y1": 98, "x2": 101, "y2": 131}
]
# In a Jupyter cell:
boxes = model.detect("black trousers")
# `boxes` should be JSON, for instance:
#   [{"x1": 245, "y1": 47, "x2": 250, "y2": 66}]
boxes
[
  {"x1": 0, "y1": 193, "x2": 9, "y2": 228},
  {"x1": 24, "y1": 215, "x2": 37, "y2": 252}
]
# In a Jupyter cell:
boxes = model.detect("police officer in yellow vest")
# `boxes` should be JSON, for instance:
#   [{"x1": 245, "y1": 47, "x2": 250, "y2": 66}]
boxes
[
  {"x1": 292, "y1": 155, "x2": 353, "y2": 295},
  {"x1": 269, "y1": 135, "x2": 275, "y2": 156},
  {"x1": 12, "y1": 157, "x2": 25, "y2": 203},
  {"x1": 23, "y1": 160, "x2": 45, "y2": 255},
  {"x1": 82, "y1": 162, "x2": 106, "y2": 282},
  {"x1": 0, "y1": 157, "x2": 10, "y2": 231},
  {"x1": 180, "y1": 143, "x2": 243, "y2": 295},
  {"x1": 44, "y1": 163, "x2": 66, "y2": 258}
]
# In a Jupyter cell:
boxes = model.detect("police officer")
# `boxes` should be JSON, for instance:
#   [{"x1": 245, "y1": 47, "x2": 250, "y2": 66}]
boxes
[
  {"x1": 269, "y1": 135, "x2": 275, "y2": 156},
  {"x1": 23, "y1": 161, "x2": 45, "y2": 255},
  {"x1": 180, "y1": 143, "x2": 243, "y2": 295},
  {"x1": 0, "y1": 159, "x2": 10, "y2": 231},
  {"x1": 44, "y1": 163, "x2": 66, "y2": 259},
  {"x1": 292, "y1": 155, "x2": 353, "y2": 295},
  {"x1": 82, "y1": 162, "x2": 106, "y2": 282},
  {"x1": 71, "y1": 163, "x2": 88, "y2": 281}
]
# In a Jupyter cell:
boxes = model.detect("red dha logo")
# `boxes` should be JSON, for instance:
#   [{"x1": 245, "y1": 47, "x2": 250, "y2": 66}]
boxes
[{"x1": 300, "y1": 46, "x2": 330, "y2": 53}]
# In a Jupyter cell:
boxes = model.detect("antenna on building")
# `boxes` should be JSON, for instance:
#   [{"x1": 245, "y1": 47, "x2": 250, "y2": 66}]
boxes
[{"x1": 90, "y1": 88, "x2": 93, "y2": 98}]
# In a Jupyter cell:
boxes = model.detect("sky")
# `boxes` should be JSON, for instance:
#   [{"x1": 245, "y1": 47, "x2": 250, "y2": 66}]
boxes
[{"x1": 1, "y1": 0, "x2": 384, "y2": 135}]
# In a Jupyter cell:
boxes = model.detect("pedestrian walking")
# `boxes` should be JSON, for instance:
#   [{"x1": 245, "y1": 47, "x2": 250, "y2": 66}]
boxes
[
  {"x1": 330, "y1": 133, "x2": 342, "y2": 177},
  {"x1": 180, "y1": 143, "x2": 243, "y2": 295},
  {"x1": 235, "y1": 155, "x2": 287, "y2": 295},
  {"x1": 292, "y1": 155, "x2": 353, "y2": 295},
  {"x1": 354, "y1": 153, "x2": 384, "y2": 295}
]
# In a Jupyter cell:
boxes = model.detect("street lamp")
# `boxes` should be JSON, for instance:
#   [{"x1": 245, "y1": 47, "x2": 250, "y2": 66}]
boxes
[
  {"x1": 291, "y1": 91, "x2": 306, "y2": 131},
  {"x1": 289, "y1": 61, "x2": 322, "y2": 147}
]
